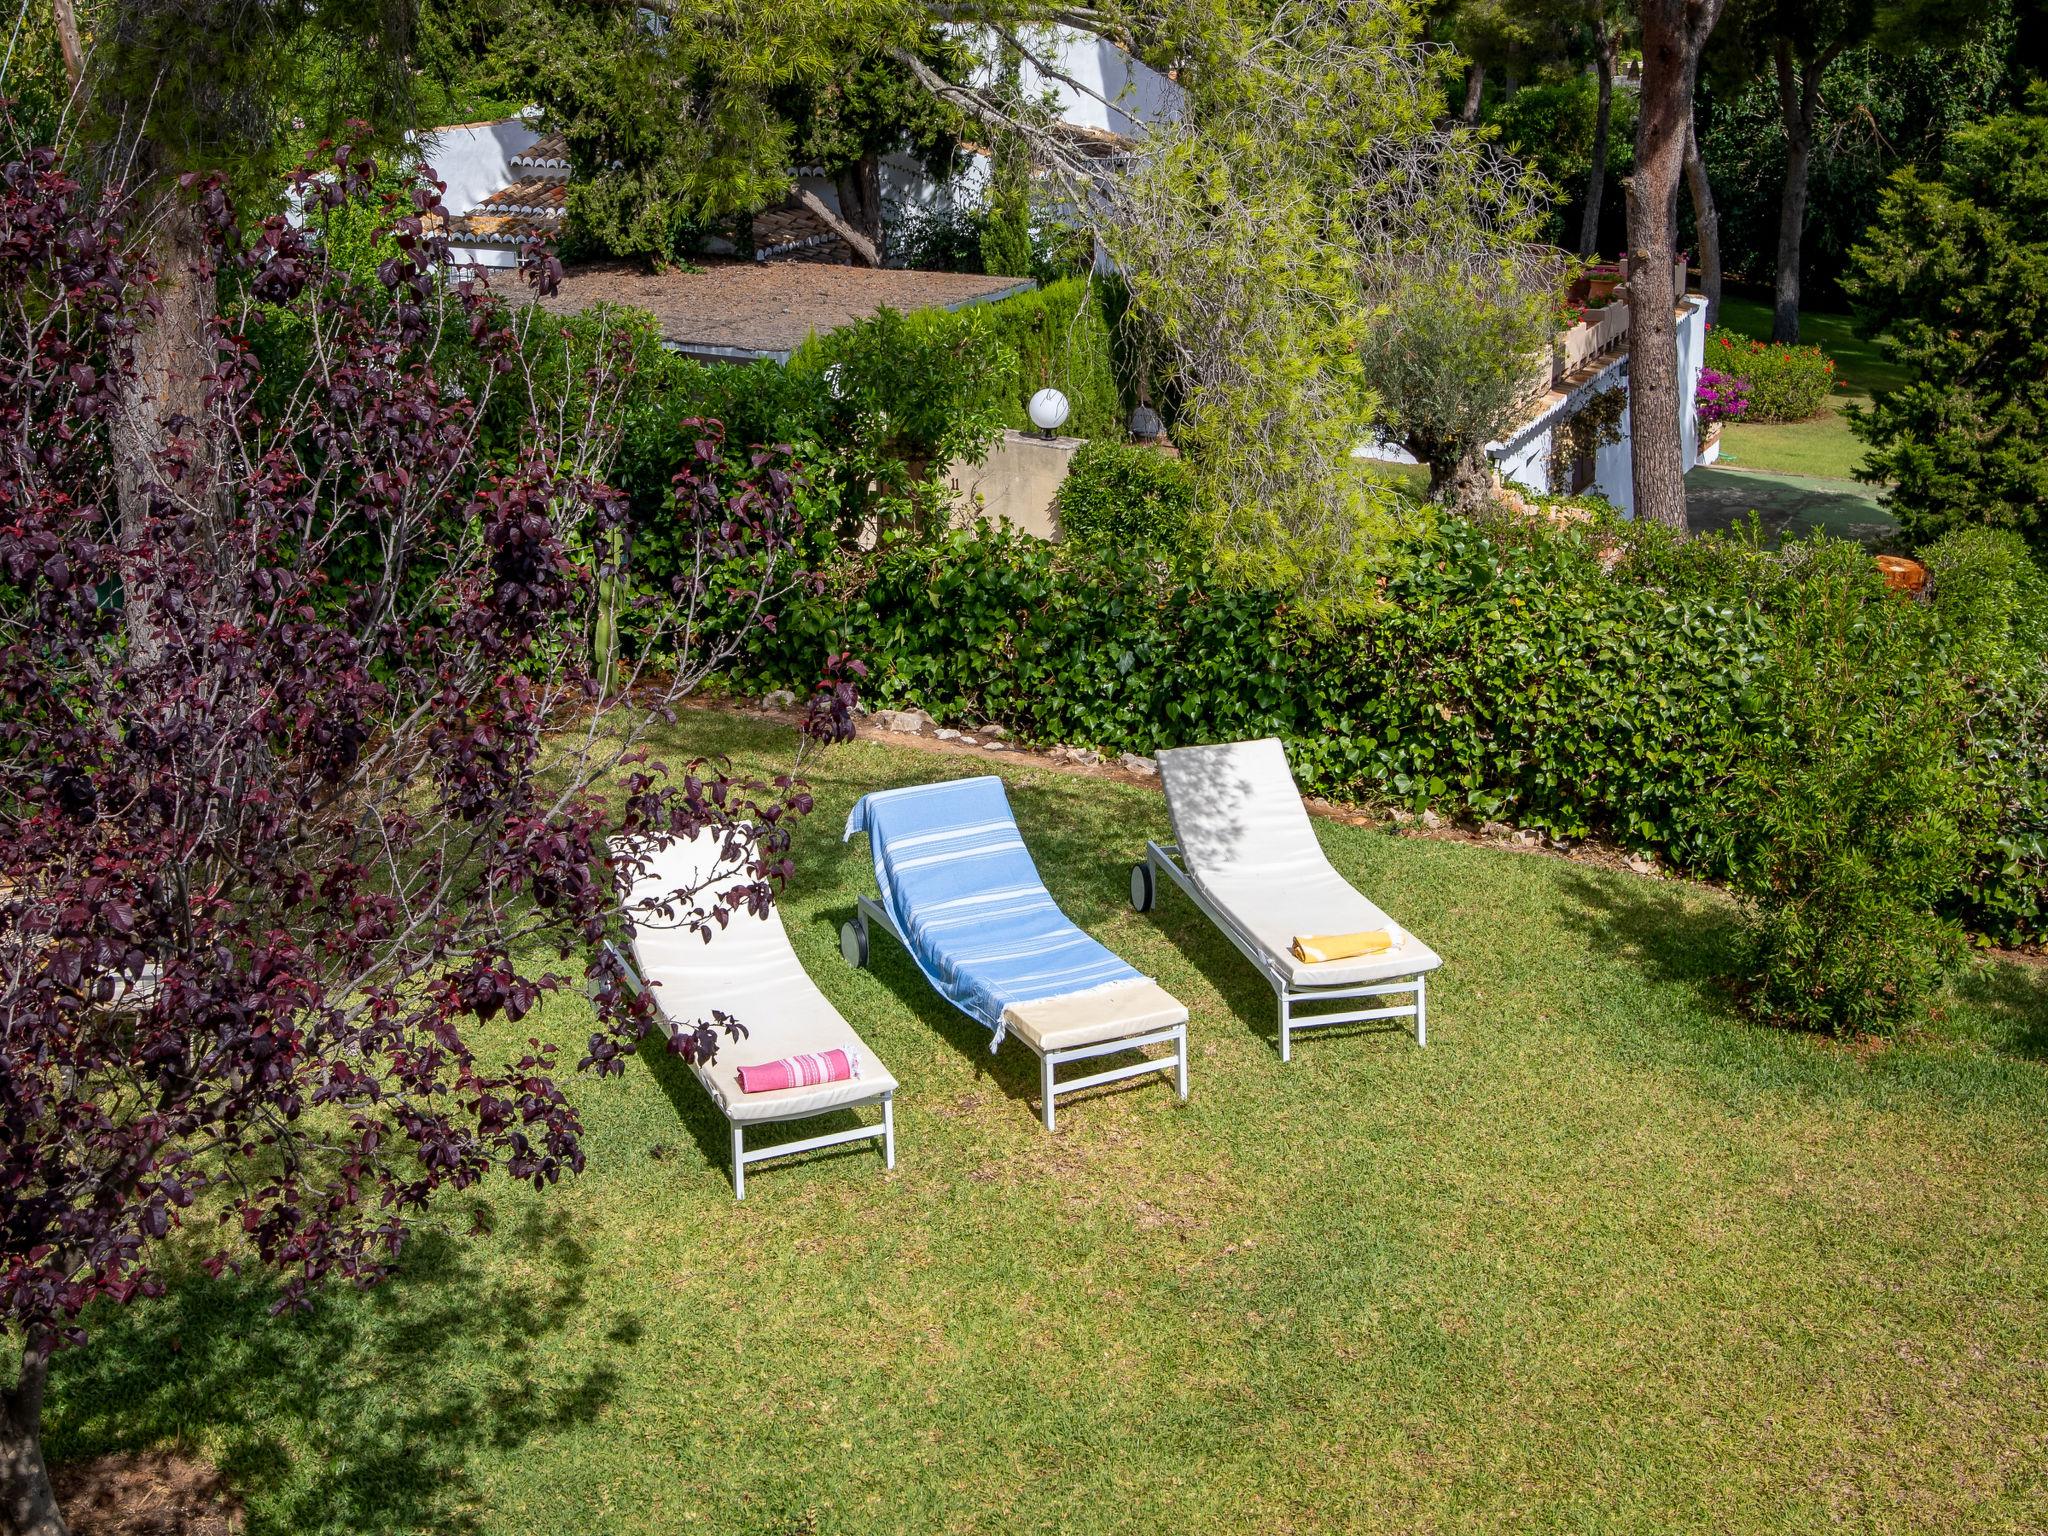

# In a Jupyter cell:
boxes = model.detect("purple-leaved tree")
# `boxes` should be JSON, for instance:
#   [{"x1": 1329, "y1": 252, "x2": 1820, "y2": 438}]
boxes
[{"x1": 0, "y1": 135, "x2": 854, "y2": 1534}]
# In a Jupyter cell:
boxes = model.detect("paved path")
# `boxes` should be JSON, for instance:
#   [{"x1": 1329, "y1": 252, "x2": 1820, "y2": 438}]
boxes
[{"x1": 1686, "y1": 464, "x2": 1896, "y2": 544}]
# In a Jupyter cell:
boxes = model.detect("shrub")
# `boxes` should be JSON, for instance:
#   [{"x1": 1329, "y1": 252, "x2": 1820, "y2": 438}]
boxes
[
  {"x1": 1702, "y1": 328, "x2": 1836, "y2": 421},
  {"x1": 1718, "y1": 541, "x2": 1985, "y2": 1034},
  {"x1": 1921, "y1": 527, "x2": 2048, "y2": 942},
  {"x1": 1053, "y1": 441, "x2": 1199, "y2": 555},
  {"x1": 1845, "y1": 92, "x2": 2048, "y2": 551}
]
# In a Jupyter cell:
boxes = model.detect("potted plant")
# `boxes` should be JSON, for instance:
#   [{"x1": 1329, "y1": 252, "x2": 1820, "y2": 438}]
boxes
[{"x1": 1585, "y1": 261, "x2": 1624, "y2": 306}]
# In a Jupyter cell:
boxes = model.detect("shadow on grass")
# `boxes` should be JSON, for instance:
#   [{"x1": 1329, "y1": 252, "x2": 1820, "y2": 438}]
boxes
[
  {"x1": 1947, "y1": 956, "x2": 2048, "y2": 1062},
  {"x1": 1554, "y1": 870, "x2": 1748, "y2": 1015},
  {"x1": 46, "y1": 1210, "x2": 629, "y2": 1536},
  {"x1": 633, "y1": 1029, "x2": 888, "y2": 1192}
]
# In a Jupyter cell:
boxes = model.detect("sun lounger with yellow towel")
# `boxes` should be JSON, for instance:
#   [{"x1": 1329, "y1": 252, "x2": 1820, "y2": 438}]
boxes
[{"x1": 1130, "y1": 738, "x2": 1443, "y2": 1061}]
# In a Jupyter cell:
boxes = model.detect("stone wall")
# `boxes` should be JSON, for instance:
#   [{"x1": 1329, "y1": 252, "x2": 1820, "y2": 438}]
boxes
[{"x1": 947, "y1": 429, "x2": 1086, "y2": 539}]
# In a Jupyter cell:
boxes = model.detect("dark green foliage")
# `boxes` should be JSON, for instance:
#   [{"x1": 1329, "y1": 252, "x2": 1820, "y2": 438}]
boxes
[
  {"x1": 742, "y1": 514, "x2": 1770, "y2": 858},
  {"x1": 737, "y1": 511, "x2": 2048, "y2": 974},
  {"x1": 92, "y1": 0, "x2": 414, "y2": 200},
  {"x1": 1053, "y1": 442, "x2": 1199, "y2": 555},
  {"x1": 1845, "y1": 91, "x2": 2048, "y2": 549},
  {"x1": 1921, "y1": 527, "x2": 2048, "y2": 942},
  {"x1": 1693, "y1": 29, "x2": 2017, "y2": 306},
  {"x1": 1702, "y1": 327, "x2": 1838, "y2": 421},
  {"x1": 1484, "y1": 79, "x2": 1637, "y2": 254}
]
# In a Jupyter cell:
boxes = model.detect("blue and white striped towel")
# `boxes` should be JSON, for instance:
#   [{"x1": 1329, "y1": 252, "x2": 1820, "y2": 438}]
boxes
[{"x1": 844, "y1": 776, "x2": 1148, "y2": 1049}]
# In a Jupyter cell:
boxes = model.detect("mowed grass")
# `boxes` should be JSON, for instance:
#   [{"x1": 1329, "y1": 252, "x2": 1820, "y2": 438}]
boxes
[
  {"x1": 45, "y1": 711, "x2": 2048, "y2": 1535},
  {"x1": 1710, "y1": 297, "x2": 1905, "y2": 484}
]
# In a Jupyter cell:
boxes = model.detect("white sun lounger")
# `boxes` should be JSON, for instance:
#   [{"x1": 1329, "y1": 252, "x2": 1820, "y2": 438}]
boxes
[
  {"x1": 610, "y1": 832, "x2": 897, "y2": 1199},
  {"x1": 1132, "y1": 738, "x2": 1442, "y2": 1061}
]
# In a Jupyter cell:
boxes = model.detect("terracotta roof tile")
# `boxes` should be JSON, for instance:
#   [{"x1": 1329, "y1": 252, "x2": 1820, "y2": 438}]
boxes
[{"x1": 510, "y1": 133, "x2": 571, "y2": 175}]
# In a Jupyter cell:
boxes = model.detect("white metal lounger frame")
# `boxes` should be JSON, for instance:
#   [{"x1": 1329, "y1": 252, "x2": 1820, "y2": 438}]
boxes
[
  {"x1": 605, "y1": 941, "x2": 895, "y2": 1200},
  {"x1": 1132, "y1": 843, "x2": 1428, "y2": 1062},
  {"x1": 841, "y1": 896, "x2": 1187, "y2": 1132}
]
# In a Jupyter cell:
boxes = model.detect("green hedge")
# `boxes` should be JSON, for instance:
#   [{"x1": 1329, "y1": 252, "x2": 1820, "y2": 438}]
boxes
[
  {"x1": 1703, "y1": 328, "x2": 1837, "y2": 422},
  {"x1": 742, "y1": 517, "x2": 2047, "y2": 955},
  {"x1": 790, "y1": 275, "x2": 1126, "y2": 444},
  {"x1": 1053, "y1": 441, "x2": 1198, "y2": 554}
]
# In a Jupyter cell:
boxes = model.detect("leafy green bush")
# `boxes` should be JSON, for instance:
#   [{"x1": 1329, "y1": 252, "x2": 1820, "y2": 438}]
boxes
[
  {"x1": 1718, "y1": 541, "x2": 1984, "y2": 1034},
  {"x1": 1053, "y1": 442, "x2": 1198, "y2": 555},
  {"x1": 1702, "y1": 328, "x2": 1837, "y2": 422},
  {"x1": 1921, "y1": 527, "x2": 2048, "y2": 943}
]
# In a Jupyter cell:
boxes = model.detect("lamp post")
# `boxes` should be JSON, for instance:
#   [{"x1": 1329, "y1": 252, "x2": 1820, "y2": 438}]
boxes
[{"x1": 1027, "y1": 387, "x2": 1070, "y2": 440}]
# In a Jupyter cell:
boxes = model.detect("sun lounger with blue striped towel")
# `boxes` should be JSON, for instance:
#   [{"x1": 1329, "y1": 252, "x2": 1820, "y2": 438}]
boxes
[{"x1": 841, "y1": 775, "x2": 1187, "y2": 1130}]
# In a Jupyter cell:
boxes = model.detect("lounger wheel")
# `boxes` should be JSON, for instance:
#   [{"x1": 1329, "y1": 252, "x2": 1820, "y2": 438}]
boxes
[
  {"x1": 1128, "y1": 860, "x2": 1156, "y2": 913},
  {"x1": 840, "y1": 916, "x2": 870, "y2": 969}
]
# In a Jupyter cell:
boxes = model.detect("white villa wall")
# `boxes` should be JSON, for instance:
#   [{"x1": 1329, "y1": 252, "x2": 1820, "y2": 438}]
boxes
[
  {"x1": 1481, "y1": 295, "x2": 1710, "y2": 518},
  {"x1": 996, "y1": 26, "x2": 1183, "y2": 138},
  {"x1": 415, "y1": 117, "x2": 544, "y2": 271},
  {"x1": 416, "y1": 118, "x2": 541, "y2": 217}
]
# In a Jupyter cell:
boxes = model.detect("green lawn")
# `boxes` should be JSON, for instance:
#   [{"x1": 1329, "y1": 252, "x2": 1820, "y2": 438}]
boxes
[
  {"x1": 46, "y1": 712, "x2": 2048, "y2": 1534},
  {"x1": 1706, "y1": 298, "x2": 1903, "y2": 485},
  {"x1": 1713, "y1": 296, "x2": 1909, "y2": 400}
]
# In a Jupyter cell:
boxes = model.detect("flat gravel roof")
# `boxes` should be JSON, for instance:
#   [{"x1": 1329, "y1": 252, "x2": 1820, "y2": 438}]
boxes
[{"x1": 532, "y1": 260, "x2": 1036, "y2": 362}]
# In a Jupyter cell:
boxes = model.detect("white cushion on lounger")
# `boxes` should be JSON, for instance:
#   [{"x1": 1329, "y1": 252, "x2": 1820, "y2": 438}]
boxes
[
  {"x1": 617, "y1": 835, "x2": 897, "y2": 1125},
  {"x1": 1002, "y1": 977, "x2": 1189, "y2": 1053},
  {"x1": 1157, "y1": 738, "x2": 1443, "y2": 988}
]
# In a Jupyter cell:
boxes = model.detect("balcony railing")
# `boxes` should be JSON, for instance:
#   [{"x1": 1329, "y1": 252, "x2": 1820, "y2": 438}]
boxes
[{"x1": 1520, "y1": 257, "x2": 1689, "y2": 406}]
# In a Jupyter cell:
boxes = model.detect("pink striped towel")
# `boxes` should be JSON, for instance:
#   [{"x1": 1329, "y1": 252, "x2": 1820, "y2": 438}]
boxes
[{"x1": 735, "y1": 1047, "x2": 860, "y2": 1095}]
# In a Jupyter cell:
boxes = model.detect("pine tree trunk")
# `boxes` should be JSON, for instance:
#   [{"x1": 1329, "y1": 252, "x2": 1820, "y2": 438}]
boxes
[
  {"x1": 115, "y1": 194, "x2": 216, "y2": 657},
  {"x1": 1461, "y1": 63, "x2": 1486, "y2": 122},
  {"x1": 1, "y1": 1352, "x2": 67, "y2": 1536},
  {"x1": 1630, "y1": 0, "x2": 1724, "y2": 531},
  {"x1": 831, "y1": 154, "x2": 885, "y2": 267},
  {"x1": 1770, "y1": 40, "x2": 1828, "y2": 346},
  {"x1": 1579, "y1": 29, "x2": 1616, "y2": 257},
  {"x1": 1685, "y1": 109, "x2": 1722, "y2": 324}
]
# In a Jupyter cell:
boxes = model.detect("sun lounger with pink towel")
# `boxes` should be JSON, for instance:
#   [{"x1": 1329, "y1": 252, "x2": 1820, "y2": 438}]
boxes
[{"x1": 610, "y1": 830, "x2": 897, "y2": 1199}]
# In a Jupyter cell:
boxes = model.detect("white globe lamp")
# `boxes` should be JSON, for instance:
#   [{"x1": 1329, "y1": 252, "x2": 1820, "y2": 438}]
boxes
[{"x1": 1027, "y1": 387, "x2": 1071, "y2": 439}]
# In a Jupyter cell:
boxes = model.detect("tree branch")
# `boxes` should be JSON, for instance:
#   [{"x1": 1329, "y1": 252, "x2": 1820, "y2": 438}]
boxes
[
  {"x1": 51, "y1": 0, "x2": 82, "y2": 88},
  {"x1": 792, "y1": 185, "x2": 881, "y2": 267}
]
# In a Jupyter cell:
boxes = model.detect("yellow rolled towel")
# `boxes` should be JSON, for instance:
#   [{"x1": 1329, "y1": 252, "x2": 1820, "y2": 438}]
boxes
[{"x1": 1291, "y1": 929, "x2": 1394, "y2": 964}]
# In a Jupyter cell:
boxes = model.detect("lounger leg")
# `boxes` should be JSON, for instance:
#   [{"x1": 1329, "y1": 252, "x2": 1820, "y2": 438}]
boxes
[
  {"x1": 1278, "y1": 989, "x2": 1291, "y2": 1063},
  {"x1": 1415, "y1": 976, "x2": 1428, "y2": 1049},
  {"x1": 1176, "y1": 1024, "x2": 1189, "y2": 1101},
  {"x1": 1041, "y1": 1052, "x2": 1057, "y2": 1133},
  {"x1": 883, "y1": 1092, "x2": 896, "y2": 1171},
  {"x1": 731, "y1": 1122, "x2": 746, "y2": 1202}
]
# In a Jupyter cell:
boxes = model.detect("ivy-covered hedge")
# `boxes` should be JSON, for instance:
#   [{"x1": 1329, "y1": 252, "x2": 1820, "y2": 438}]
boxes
[{"x1": 741, "y1": 515, "x2": 2046, "y2": 951}]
